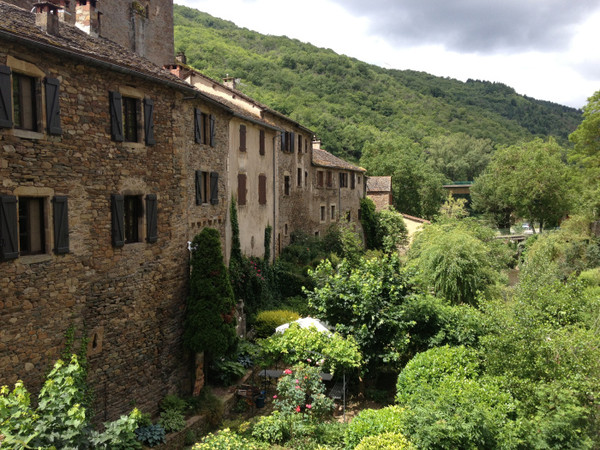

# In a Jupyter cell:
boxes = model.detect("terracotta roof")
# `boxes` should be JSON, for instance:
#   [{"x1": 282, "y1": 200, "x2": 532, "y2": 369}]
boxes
[
  {"x1": 0, "y1": 1, "x2": 230, "y2": 111},
  {"x1": 366, "y1": 176, "x2": 392, "y2": 192},
  {"x1": 312, "y1": 147, "x2": 366, "y2": 172}
]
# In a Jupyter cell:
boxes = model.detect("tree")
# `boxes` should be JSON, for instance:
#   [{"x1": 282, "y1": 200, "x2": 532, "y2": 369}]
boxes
[
  {"x1": 569, "y1": 90, "x2": 600, "y2": 218},
  {"x1": 184, "y1": 228, "x2": 237, "y2": 359},
  {"x1": 471, "y1": 138, "x2": 572, "y2": 230}
]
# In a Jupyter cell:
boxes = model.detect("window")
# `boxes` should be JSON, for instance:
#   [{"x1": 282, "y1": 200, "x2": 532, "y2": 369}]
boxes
[
  {"x1": 122, "y1": 96, "x2": 139, "y2": 142},
  {"x1": 326, "y1": 171, "x2": 333, "y2": 188},
  {"x1": 18, "y1": 197, "x2": 45, "y2": 255},
  {"x1": 238, "y1": 173, "x2": 247, "y2": 206},
  {"x1": 196, "y1": 171, "x2": 219, "y2": 205},
  {"x1": 194, "y1": 108, "x2": 215, "y2": 146},
  {"x1": 259, "y1": 129, "x2": 265, "y2": 155},
  {"x1": 358, "y1": 175, "x2": 362, "y2": 185},
  {"x1": 258, "y1": 174, "x2": 267, "y2": 205},
  {"x1": 12, "y1": 73, "x2": 38, "y2": 131},
  {"x1": 281, "y1": 131, "x2": 295, "y2": 152},
  {"x1": 124, "y1": 195, "x2": 143, "y2": 243},
  {"x1": 298, "y1": 134, "x2": 302, "y2": 153},
  {"x1": 284, "y1": 223, "x2": 288, "y2": 235},
  {"x1": 320, "y1": 205, "x2": 326, "y2": 222},
  {"x1": 305, "y1": 139, "x2": 308, "y2": 153},
  {"x1": 297, "y1": 168, "x2": 302, "y2": 187},
  {"x1": 317, "y1": 171, "x2": 324, "y2": 188},
  {"x1": 111, "y1": 194, "x2": 157, "y2": 247},
  {"x1": 330, "y1": 205, "x2": 336, "y2": 221},
  {"x1": 346, "y1": 210, "x2": 351, "y2": 221},
  {"x1": 284, "y1": 175, "x2": 290, "y2": 196},
  {"x1": 351, "y1": 173, "x2": 356, "y2": 190},
  {"x1": 339, "y1": 172, "x2": 348, "y2": 188},
  {"x1": 109, "y1": 91, "x2": 155, "y2": 145},
  {"x1": 304, "y1": 170, "x2": 308, "y2": 187},
  {"x1": 239, "y1": 124, "x2": 246, "y2": 152}
]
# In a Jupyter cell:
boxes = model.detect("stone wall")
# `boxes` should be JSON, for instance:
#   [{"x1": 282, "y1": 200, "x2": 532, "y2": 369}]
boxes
[
  {"x1": 368, "y1": 192, "x2": 392, "y2": 211},
  {"x1": 0, "y1": 41, "x2": 228, "y2": 420}
]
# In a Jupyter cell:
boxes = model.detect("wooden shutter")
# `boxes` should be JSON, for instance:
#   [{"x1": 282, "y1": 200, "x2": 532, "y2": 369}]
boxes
[
  {"x1": 259, "y1": 129, "x2": 265, "y2": 155},
  {"x1": 281, "y1": 131, "x2": 287, "y2": 152},
  {"x1": 351, "y1": 173, "x2": 356, "y2": 189},
  {"x1": 195, "y1": 170, "x2": 203, "y2": 205},
  {"x1": 239, "y1": 124, "x2": 246, "y2": 152},
  {"x1": 194, "y1": 108, "x2": 202, "y2": 144},
  {"x1": 52, "y1": 196, "x2": 69, "y2": 254},
  {"x1": 258, "y1": 174, "x2": 267, "y2": 205},
  {"x1": 290, "y1": 132, "x2": 295, "y2": 153},
  {"x1": 45, "y1": 77, "x2": 62, "y2": 135},
  {"x1": 109, "y1": 91, "x2": 123, "y2": 142},
  {"x1": 209, "y1": 115, "x2": 215, "y2": 147},
  {"x1": 0, "y1": 65, "x2": 12, "y2": 128},
  {"x1": 111, "y1": 194, "x2": 125, "y2": 247},
  {"x1": 146, "y1": 194, "x2": 158, "y2": 243},
  {"x1": 0, "y1": 195, "x2": 18, "y2": 260},
  {"x1": 237, "y1": 173, "x2": 247, "y2": 206},
  {"x1": 143, "y1": 97, "x2": 155, "y2": 145},
  {"x1": 210, "y1": 172, "x2": 219, "y2": 205},
  {"x1": 298, "y1": 134, "x2": 302, "y2": 153}
]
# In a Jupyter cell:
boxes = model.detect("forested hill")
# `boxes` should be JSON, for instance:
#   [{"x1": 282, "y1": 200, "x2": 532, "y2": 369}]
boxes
[{"x1": 173, "y1": 4, "x2": 581, "y2": 162}]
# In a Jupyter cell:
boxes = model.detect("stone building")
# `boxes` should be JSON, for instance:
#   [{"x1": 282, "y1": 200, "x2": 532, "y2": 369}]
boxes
[
  {"x1": 0, "y1": 0, "x2": 231, "y2": 420},
  {"x1": 366, "y1": 175, "x2": 393, "y2": 211},
  {"x1": 0, "y1": 0, "x2": 367, "y2": 422}
]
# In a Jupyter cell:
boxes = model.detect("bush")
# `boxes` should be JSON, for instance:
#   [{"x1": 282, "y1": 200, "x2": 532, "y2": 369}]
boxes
[
  {"x1": 344, "y1": 406, "x2": 405, "y2": 449},
  {"x1": 254, "y1": 309, "x2": 301, "y2": 338},
  {"x1": 91, "y1": 408, "x2": 145, "y2": 449},
  {"x1": 355, "y1": 432, "x2": 414, "y2": 450},
  {"x1": 160, "y1": 394, "x2": 187, "y2": 414},
  {"x1": 159, "y1": 408, "x2": 186, "y2": 433},
  {"x1": 135, "y1": 424, "x2": 166, "y2": 447},
  {"x1": 251, "y1": 411, "x2": 290, "y2": 444},
  {"x1": 194, "y1": 428, "x2": 266, "y2": 449}
]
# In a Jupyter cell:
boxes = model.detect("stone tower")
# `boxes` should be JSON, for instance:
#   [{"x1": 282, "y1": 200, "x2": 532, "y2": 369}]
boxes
[{"x1": 3, "y1": 0, "x2": 175, "y2": 66}]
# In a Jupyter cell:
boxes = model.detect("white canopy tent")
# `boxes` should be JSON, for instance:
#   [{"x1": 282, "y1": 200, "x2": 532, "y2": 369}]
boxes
[{"x1": 275, "y1": 316, "x2": 332, "y2": 335}]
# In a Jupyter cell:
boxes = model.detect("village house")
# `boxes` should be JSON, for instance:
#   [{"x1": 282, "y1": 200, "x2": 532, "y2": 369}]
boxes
[
  {"x1": 0, "y1": 0, "x2": 367, "y2": 421},
  {"x1": 366, "y1": 175, "x2": 393, "y2": 211}
]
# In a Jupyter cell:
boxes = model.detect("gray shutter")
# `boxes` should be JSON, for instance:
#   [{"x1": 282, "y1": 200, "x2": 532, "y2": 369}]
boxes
[
  {"x1": 144, "y1": 97, "x2": 155, "y2": 145},
  {"x1": 146, "y1": 194, "x2": 158, "y2": 243},
  {"x1": 281, "y1": 131, "x2": 287, "y2": 151},
  {"x1": 209, "y1": 114, "x2": 215, "y2": 147},
  {"x1": 210, "y1": 172, "x2": 219, "y2": 205},
  {"x1": 109, "y1": 91, "x2": 123, "y2": 142},
  {"x1": 45, "y1": 77, "x2": 62, "y2": 135},
  {"x1": 0, "y1": 195, "x2": 18, "y2": 260},
  {"x1": 194, "y1": 108, "x2": 202, "y2": 144},
  {"x1": 111, "y1": 194, "x2": 125, "y2": 247},
  {"x1": 0, "y1": 65, "x2": 12, "y2": 128},
  {"x1": 290, "y1": 132, "x2": 295, "y2": 152},
  {"x1": 52, "y1": 196, "x2": 69, "y2": 254},
  {"x1": 195, "y1": 170, "x2": 203, "y2": 205}
]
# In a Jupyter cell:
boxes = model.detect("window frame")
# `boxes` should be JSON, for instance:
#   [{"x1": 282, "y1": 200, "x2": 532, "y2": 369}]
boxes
[{"x1": 17, "y1": 196, "x2": 46, "y2": 256}]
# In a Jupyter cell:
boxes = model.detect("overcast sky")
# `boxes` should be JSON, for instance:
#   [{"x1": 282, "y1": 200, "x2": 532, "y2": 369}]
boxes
[{"x1": 175, "y1": 0, "x2": 600, "y2": 108}]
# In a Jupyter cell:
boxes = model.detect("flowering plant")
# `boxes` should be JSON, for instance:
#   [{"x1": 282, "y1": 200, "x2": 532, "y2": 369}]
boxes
[{"x1": 273, "y1": 365, "x2": 333, "y2": 421}]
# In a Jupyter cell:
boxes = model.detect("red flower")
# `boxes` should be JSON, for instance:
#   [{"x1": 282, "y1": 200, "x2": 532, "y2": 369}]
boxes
[
  {"x1": 296, "y1": 405, "x2": 301, "y2": 412},
  {"x1": 284, "y1": 369, "x2": 292, "y2": 375}
]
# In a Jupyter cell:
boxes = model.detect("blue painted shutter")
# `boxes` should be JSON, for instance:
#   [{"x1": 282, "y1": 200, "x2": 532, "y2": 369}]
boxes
[
  {"x1": 195, "y1": 170, "x2": 203, "y2": 205},
  {"x1": 210, "y1": 172, "x2": 219, "y2": 205},
  {"x1": 146, "y1": 194, "x2": 158, "y2": 243},
  {"x1": 194, "y1": 108, "x2": 202, "y2": 144},
  {"x1": 45, "y1": 77, "x2": 62, "y2": 135},
  {"x1": 0, "y1": 195, "x2": 18, "y2": 260},
  {"x1": 52, "y1": 196, "x2": 69, "y2": 254},
  {"x1": 111, "y1": 194, "x2": 124, "y2": 247},
  {"x1": 0, "y1": 65, "x2": 12, "y2": 128},
  {"x1": 144, "y1": 97, "x2": 155, "y2": 145},
  {"x1": 209, "y1": 114, "x2": 215, "y2": 147},
  {"x1": 109, "y1": 91, "x2": 123, "y2": 142}
]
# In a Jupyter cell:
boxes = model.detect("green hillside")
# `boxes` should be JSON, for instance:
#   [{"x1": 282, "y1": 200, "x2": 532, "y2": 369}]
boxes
[{"x1": 173, "y1": 4, "x2": 583, "y2": 217}]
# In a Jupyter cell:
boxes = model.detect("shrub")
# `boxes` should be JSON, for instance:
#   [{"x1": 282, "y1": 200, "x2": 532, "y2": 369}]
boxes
[
  {"x1": 91, "y1": 408, "x2": 145, "y2": 449},
  {"x1": 184, "y1": 228, "x2": 237, "y2": 360},
  {"x1": 251, "y1": 411, "x2": 290, "y2": 444},
  {"x1": 254, "y1": 309, "x2": 301, "y2": 338},
  {"x1": 193, "y1": 428, "x2": 266, "y2": 450},
  {"x1": 135, "y1": 424, "x2": 166, "y2": 447},
  {"x1": 159, "y1": 408, "x2": 186, "y2": 433},
  {"x1": 355, "y1": 432, "x2": 414, "y2": 450},
  {"x1": 344, "y1": 406, "x2": 405, "y2": 449},
  {"x1": 160, "y1": 394, "x2": 187, "y2": 414}
]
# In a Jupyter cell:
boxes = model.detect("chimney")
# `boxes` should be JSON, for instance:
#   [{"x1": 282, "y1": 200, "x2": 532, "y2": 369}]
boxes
[
  {"x1": 312, "y1": 139, "x2": 321, "y2": 150},
  {"x1": 34, "y1": 2, "x2": 60, "y2": 35},
  {"x1": 223, "y1": 76, "x2": 237, "y2": 90},
  {"x1": 75, "y1": 0, "x2": 101, "y2": 37},
  {"x1": 175, "y1": 51, "x2": 187, "y2": 65},
  {"x1": 55, "y1": 0, "x2": 71, "y2": 24}
]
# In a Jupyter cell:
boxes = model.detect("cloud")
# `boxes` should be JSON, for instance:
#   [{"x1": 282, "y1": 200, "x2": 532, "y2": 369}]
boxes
[{"x1": 335, "y1": 0, "x2": 600, "y2": 53}]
